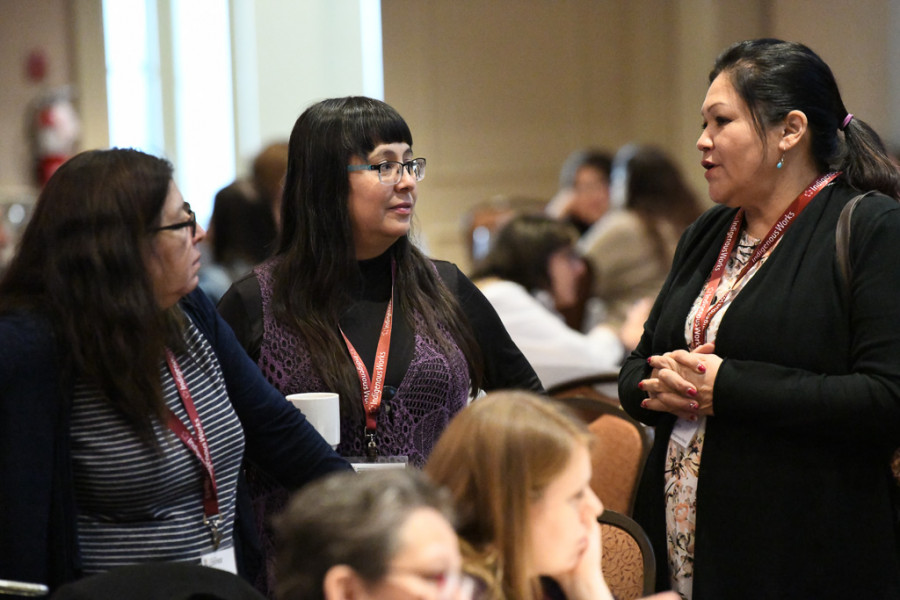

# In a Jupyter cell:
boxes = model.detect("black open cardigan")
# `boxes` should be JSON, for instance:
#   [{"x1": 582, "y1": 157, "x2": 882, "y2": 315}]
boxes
[{"x1": 620, "y1": 180, "x2": 900, "y2": 599}]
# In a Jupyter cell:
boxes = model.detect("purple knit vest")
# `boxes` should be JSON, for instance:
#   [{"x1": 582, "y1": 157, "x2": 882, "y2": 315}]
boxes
[{"x1": 254, "y1": 258, "x2": 471, "y2": 467}]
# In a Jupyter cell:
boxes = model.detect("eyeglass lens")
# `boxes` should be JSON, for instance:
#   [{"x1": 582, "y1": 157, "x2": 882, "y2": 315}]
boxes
[
  {"x1": 378, "y1": 159, "x2": 426, "y2": 184},
  {"x1": 180, "y1": 204, "x2": 197, "y2": 236}
]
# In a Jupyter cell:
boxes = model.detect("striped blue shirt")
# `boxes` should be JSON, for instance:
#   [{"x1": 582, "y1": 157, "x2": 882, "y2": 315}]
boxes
[{"x1": 70, "y1": 320, "x2": 245, "y2": 573}]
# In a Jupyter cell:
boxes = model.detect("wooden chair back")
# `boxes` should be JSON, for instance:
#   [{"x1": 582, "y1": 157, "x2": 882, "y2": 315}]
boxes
[{"x1": 547, "y1": 371, "x2": 621, "y2": 407}]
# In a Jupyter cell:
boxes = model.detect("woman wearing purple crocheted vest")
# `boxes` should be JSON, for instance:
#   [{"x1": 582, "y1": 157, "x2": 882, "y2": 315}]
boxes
[{"x1": 218, "y1": 96, "x2": 542, "y2": 597}]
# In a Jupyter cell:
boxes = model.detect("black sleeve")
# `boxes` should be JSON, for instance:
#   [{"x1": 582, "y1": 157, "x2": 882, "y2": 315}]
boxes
[
  {"x1": 217, "y1": 273, "x2": 265, "y2": 362},
  {"x1": 436, "y1": 261, "x2": 544, "y2": 394}
]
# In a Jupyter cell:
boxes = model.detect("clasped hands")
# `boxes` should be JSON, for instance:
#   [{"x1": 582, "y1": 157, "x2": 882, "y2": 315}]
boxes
[{"x1": 639, "y1": 342, "x2": 721, "y2": 420}]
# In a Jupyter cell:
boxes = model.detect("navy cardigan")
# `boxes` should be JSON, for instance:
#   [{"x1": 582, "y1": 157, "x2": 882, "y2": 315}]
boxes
[{"x1": 0, "y1": 288, "x2": 351, "y2": 594}]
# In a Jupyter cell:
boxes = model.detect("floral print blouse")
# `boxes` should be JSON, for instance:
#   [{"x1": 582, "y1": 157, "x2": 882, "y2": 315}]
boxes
[{"x1": 665, "y1": 230, "x2": 764, "y2": 600}]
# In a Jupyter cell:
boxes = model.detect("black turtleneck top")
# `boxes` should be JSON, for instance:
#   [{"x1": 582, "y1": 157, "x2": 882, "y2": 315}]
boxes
[{"x1": 217, "y1": 249, "x2": 542, "y2": 394}]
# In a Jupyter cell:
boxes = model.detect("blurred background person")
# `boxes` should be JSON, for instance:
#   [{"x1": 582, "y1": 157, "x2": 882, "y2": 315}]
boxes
[
  {"x1": 199, "y1": 142, "x2": 287, "y2": 302},
  {"x1": 274, "y1": 469, "x2": 472, "y2": 600},
  {"x1": 546, "y1": 148, "x2": 614, "y2": 236},
  {"x1": 545, "y1": 149, "x2": 615, "y2": 331},
  {"x1": 471, "y1": 213, "x2": 625, "y2": 388},
  {"x1": 0, "y1": 206, "x2": 11, "y2": 274},
  {"x1": 251, "y1": 141, "x2": 290, "y2": 232},
  {"x1": 580, "y1": 144, "x2": 703, "y2": 330}
]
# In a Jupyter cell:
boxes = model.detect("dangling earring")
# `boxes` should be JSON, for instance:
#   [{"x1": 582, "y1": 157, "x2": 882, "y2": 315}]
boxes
[{"x1": 776, "y1": 154, "x2": 785, "y2": 169}]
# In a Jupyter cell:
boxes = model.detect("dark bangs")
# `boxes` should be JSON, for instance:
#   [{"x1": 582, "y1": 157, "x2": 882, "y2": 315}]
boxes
[{"x1": 342, "y1": 97, "x2": 413, "y2": 158}]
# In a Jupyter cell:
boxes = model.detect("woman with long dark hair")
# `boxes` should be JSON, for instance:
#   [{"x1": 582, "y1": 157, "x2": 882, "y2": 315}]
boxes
[
  {"x1": 620, "y1": 39, "x2": 900, "y2": 598},
  {"x1": 218, "y1": 96, "x2": 540, "y2": 595},
  {"x1": 219, "y1": 96, "x2": 541, "y2": 466},
  {"x1": 0, "y1": 148, "x2": 349, "y2": 594}
]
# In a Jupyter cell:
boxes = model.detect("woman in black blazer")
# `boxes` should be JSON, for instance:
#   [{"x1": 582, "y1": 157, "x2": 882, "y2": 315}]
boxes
[{"x1": 619, "y1": 39, "x2": 900, "y2": 599}]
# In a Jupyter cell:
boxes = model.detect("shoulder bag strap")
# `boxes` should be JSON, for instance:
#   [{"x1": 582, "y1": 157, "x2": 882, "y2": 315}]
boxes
[{"x1": 835, "y1": 191, "x2": 876, "y2": 291}]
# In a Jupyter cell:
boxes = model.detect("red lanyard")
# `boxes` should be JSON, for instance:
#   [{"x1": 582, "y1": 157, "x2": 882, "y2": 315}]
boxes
[
  {"x1": 340, "y1": 260, "x2": 396, "y2": 450},
  {"x1": 164, "y1": 347, "x2": 222, "y2": 549},
  {"x1": 691, "y1": 172, "x2": 839, "y2": 349}
]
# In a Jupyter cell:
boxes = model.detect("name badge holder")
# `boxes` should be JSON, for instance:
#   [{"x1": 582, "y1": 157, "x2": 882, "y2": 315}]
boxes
[
  {"x1": 341, "y1": 259, "x2": 398, "y2": 463},
  {"x1": 348, "y1": 455, "x2": 409, "y2": 471},
  {"x1": 164, "y1": 348, "x2": 236, "y2": 573}
]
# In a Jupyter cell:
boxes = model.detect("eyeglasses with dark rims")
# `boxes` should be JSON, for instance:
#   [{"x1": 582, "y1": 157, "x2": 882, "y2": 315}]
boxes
[
  {"x1": 150, "y1": 203, "x2": 197, "y2": 237},
  {"x1": 347, "y1": 158, "x2": 426, "y2": 185}
]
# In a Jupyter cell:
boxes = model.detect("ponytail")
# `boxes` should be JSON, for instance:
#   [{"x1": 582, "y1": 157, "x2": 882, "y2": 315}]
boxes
[{"x1": 839, "y1": 116, "x2": 900, "y2": 200}]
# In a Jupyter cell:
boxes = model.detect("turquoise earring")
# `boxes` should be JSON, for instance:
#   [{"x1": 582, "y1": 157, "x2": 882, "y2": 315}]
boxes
[{"x1": 776, "y1": 154, "x2": 784, "y2": 169}]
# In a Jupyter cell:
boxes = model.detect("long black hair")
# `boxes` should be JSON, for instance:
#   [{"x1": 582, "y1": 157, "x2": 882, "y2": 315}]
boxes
[
  {"x1": 272, "y1": 97, "x2": 483, "y2": 407},
  {"x1": 0, "y1": 148, "x2": 184, "y2": 444},
  {"x1": 710, "y1": 39, "x2": 900, "y2": 199}
]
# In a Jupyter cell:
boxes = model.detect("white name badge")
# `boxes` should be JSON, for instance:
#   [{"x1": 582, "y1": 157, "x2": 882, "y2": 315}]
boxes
[
  {"x1": 671, "y1": 417, "x2": 700, "y2": 448},
  {"x1": 349, "y1": 455, "x2": 408, "y2": 472},
  {"x1": 201, "y1": 546, "x2": 237, "y2": 574}
]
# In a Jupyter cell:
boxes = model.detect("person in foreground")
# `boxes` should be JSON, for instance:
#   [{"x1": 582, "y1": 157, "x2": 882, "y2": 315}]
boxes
[
  {"x1": 426, "y1": 390, "x2": 678, "y2": 600},
  {"x1": 274, "y1": 469, "x2": 473, "y2": 600},
  {"x1": 619, "y1": 39, "x2": 900, "y2": 599},
  {"x1": 0, "y1": 148, "x2": 351, "y2": 594}
]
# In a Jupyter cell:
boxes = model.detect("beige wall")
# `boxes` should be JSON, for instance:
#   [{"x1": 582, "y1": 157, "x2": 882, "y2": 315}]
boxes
[
  {"x1": 383, "y1": 0, "x2": 899, "y2": 271},
  {"x1": 773, "y1": 0, "x2": 895, "y2": 138},
  {"x1": 381, "y1": 0, "x2": 764, "y2": 269}
]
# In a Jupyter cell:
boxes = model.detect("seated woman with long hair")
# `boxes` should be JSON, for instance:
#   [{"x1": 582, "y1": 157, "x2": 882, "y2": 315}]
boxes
[
  {"x1": 472, "y1": 213, "x2": 638, "y2": 388},
  {"x1": 425, "y1": 391, "x2": 676, "y2": 600}
]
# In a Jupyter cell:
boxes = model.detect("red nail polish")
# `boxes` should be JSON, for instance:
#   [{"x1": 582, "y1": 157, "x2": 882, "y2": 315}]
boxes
[
  {"x1": 637, "y1": 381, "x2": 645, "y2": 390},
  {"x1": 689, "y1": 415, "x2": 698, "y2": 422},
  {"x1": 687, "y1": 387, "x2": 697, "y2": 397},
  {"x1": 641, "y1": 399, "x2": 649, "y2": 408},
  {"x1": 697, "y1": 363, "x2": 707, "y2": 373},
  {"x1": 690, "y1": 401, "x2": 699, "y2": 410}
]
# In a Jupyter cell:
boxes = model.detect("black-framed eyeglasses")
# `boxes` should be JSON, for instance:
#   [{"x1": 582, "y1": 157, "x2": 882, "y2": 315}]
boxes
[
  {"x1": 347, "y1": 158, "x2": 426, "y2": 185},
  {"x1": 151, "y1": 203, "x2": 197, "y2": 237}
]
